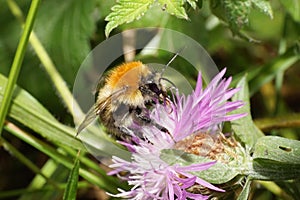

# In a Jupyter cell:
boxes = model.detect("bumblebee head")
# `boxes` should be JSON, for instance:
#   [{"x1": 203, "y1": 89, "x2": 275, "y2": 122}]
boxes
[{"x1": 138, "y1": 71, "x2": 170, "y2": 104}]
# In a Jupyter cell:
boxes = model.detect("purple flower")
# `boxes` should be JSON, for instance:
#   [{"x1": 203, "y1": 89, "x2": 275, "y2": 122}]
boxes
[{"x1": 108, "y1": 69, "x2": 246, "y2": 199}]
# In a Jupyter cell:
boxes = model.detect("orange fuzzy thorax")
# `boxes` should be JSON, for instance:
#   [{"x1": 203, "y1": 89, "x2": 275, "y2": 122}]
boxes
[
  {"x1": 107, "y1": 61, "x2": 150, "y2": 90},
  {"x1": 102, "y1": 61, "x2": 152, "y2": 106}
]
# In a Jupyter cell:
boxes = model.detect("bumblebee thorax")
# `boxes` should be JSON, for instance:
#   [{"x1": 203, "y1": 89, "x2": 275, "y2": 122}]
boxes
[{"x1": 107, "y1": 61, "x2": 150, "y2": 89}]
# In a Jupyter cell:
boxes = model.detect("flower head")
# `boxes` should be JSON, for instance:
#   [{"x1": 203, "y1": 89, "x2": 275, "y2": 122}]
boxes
[{"x1": 108, "y1": 69, "x2": 246, "y2": 199}]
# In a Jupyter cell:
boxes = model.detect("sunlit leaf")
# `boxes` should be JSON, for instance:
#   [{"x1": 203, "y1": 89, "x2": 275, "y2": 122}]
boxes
[
  {"x1": 251, "y1": 0, "x2": 273, "y2": 19},
  {"x1": 279, "y1": 0, "x2": 300, "y2": 22},
  {"x1": 186, "y1": 0, "x2": 198, "y2": 9},
  {"x1": 105, "y1": 0, "x2": 155, "y2": 37},
  {"x1": 231, "y1": 76, "x2": 264, "y2": 150},
  {"x1": 158, "y1": 0, "x2": 188, "y2": 19}
]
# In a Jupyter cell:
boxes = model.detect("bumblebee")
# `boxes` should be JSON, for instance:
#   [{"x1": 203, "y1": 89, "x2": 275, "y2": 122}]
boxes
[{"x1": 77, "y1": 61, "x2": 170, "y2": 139}]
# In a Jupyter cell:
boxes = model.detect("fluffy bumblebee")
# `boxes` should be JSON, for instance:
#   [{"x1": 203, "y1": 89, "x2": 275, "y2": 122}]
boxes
[{"x1": 77, "y1": 61, "x2": 170, "y2": 139}]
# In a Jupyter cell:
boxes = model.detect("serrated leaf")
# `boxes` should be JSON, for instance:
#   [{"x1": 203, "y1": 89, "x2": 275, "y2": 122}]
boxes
[
  {"x1": 279, "y1": 0, "x2": 300, "y2": 22},
  {"x1": 35, "y1": 0, "x2": 95, "y2": 84},
  {"x1": 63, "y1": 155, "x2": 80, "y2": 200},
  {"x1": 0, "y1": 73, "x2": 85, "y2": 150},
  {"x1": 158, "y1": 0, "x2": 188, "y2": 19},
  {"x1": 160, "y1": 149, "x2": 246, "y2": 184},
  {"x1": 187, "y1": 0, "x2": 198, "y2": 9},
  {"x1": 223, "y1": 0, "x2": 251, "y2": 32},
  {"x1": 231, "y1": 76, "x2": 264, "y2": 150},
  {"x1": 105, "y1": 0, "x2": 155, "y2": 37},
  {"x1": 251, "y1": 0, "x2": 273, "y2": 19}
]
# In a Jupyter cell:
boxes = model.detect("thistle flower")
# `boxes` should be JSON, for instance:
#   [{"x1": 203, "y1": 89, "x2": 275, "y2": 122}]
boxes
[{"x1": 108, "y1": 69, "x2": 246, "y2": 200}]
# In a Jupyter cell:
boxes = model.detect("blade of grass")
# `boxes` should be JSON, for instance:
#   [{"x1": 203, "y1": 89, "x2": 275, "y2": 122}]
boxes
[
  {"x1": 24, "y1": 159, "x2": 60, "y2": 189},
  {"x1": 257, "y1": 181, "x2": 293, "y2": 200},
  {"x1": 19, "y1": 159, "x2": 63, "y2": 200},
  {"x1": 0, "y1": 73, "x2": 85, "y2": 151},
  {"x1": 249, "y1": 53, "x2": 300, "y2": 96},
  {"x1": 254, "y1": 113, "x2": 300, "y2": 131},
  {"x1": 61, "y1": 145, "x2": 127, "y2": 189},
  {"x1": 19, "y1": 161, "x2": 70, "y2": 200},
  {"x1": 0, "y1": 73, "x2": 130, "y2": 159},
  {"x1": 4, "y1": 122, "x2": 118, "y2": 194},
  {"x1": 0, "y1": 0, "x2": 40, "y2": 136},
  {"x1": 1, "y1": 138, "x2": 60, "y2": 189},
  {"x1": 0, "y1": 181, "x2": 89, "y2": 199},
  {"x1": 6, "y1": 0, "x2": 131, "y2": 160},
  {"x1": 63, "y1": 152, "x2": 80, "y2": 200},
  {"x1": 7, "y1": 0, "x2": 84, "y2": 124}
]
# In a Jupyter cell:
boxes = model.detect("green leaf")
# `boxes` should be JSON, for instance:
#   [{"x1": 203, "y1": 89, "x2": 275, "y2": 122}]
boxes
[
  {"x1": 253, "y1": 136, "x2": 300, "y2": 164},
  {"x1": 223, "y1": 0, "x2": 252, "y2": 32},
  {"x1": 160, "y1": 149, "x2": 247, "y2": 184},
  {"x1": 231, "y1": 76, "x2": 264, "y2": 150},
  {"x1": 0, "y1": 73, "x2": 85, "y2": 150},
  {"x1": 186, "y1": 0, "x2": 198, "y2": 9},
  {"x1": 210, "y1": 0, "x2": 273, "y2": 35},
  {"x1": 279, "y1": 0, "x2": 300, "y2": 22},
  {"x1": 158, "y1": 0, "x2": 188, "y2": 19},
  {"x1": 35, "y1": 0, "x2": 95, "y2": 84},
  {"x1": 237, "y1": 177, "x2": 252, "y2": 200},
  {"x1": 249, "y1": 51, "x2": 300, "y2": 96},
  {"x1": 251, "y1": 0, "x2": 273, "y2": 19},
  {"x1": 19, "y1": 159, "x2": 66, "y2": 200},
  {"x1": 250, "y1": 159, "x2": 300, "y2": 180},
  {"x1": 249, "y1": 136, "x2": 300, "y2": 180},
  {"x1": 105, "y1": 0, "x2": 155, "y2": 37},
  {"x1": 0, "y1": 0, "x2": 40, "y2": 136},
  {"x1": 1, "y1": 73, "x2": 130, "y2": 160},
  {"x1": 5, "y1": 124, "x2": 119, "y2": 194},
  {"x1": 63, "y1": 155, "x2": 80, "y2": 200}
]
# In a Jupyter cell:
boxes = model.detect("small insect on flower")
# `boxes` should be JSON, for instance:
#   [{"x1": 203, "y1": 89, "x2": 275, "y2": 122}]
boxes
[{"x1": 76, "y1": 61, "x2": 173, "y2": 139}]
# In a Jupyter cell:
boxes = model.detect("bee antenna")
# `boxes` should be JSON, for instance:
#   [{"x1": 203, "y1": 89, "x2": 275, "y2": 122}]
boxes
[
  {"x1": 159, "y1": 77, "x2": 177, "y2": 89},
  {"x1": 161, "y1": 46, "x2": 186, "y2": 75}
]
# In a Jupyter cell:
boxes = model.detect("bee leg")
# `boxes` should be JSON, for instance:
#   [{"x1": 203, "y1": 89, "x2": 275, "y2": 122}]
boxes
[
  {"x1": 133, "y1": 108, "x2": 173, "y2": 139},
  {"x1": 118, "y1": 126, "x2": 135, "y2": 137}
]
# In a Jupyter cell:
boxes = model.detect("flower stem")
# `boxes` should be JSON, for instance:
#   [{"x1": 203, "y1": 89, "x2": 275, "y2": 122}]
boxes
[
  {"x1": 0, "y1": 0, "x2": 40, "y2": 136},
  {"x1": 29, "y1": 33, "x2": 84, "y2": 123},
  {"x1": 254, "y1": 113, "x2": 300, "y2": 132},
  {"x1": 257, "y1": 181, "x2": 293, "y2": 200}
]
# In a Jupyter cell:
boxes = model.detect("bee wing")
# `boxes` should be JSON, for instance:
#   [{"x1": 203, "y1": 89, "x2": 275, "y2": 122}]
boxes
[
  {"x1": 76, "y1": 86, "x2": 129, "y2": 136},
  {"x1": 76, "y1": 105, "x2": 99, "y2": 136}
]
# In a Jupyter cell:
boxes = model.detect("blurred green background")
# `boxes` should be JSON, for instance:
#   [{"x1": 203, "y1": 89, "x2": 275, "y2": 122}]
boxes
[{"x1": 0, "y1": 0, "x2": 299, "y2": 199}]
